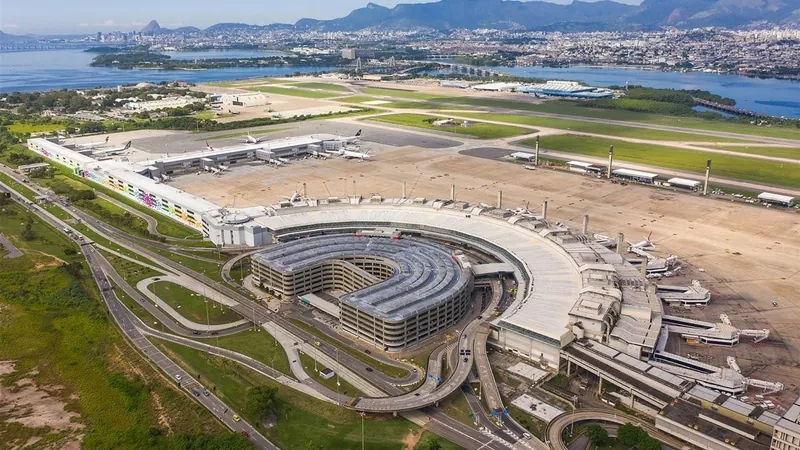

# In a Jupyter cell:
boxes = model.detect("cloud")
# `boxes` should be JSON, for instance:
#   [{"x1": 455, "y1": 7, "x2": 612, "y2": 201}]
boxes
[
  {"x1": 102, "y1": 19, "x2": 116, "y2": 27},
  {"x1": 1, "y1": 23, "x2": 21, "y2": 29}
]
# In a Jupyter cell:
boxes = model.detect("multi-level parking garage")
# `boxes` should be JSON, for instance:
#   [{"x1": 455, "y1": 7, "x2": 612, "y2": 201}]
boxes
[
  {"x1": 248, "y1": 197, "x2": 664, "y2": 372},
  {"x1": 251, "y1": 235, "x2": 473, "y2": 351}
]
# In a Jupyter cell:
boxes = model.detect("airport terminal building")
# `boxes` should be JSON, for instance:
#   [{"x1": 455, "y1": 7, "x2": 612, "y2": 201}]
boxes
[{"x1": 28, "y1": 136, "x2": 664, "y2": 366}]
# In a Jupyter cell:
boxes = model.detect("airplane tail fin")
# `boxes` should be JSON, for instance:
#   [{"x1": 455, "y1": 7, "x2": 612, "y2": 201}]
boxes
[
  {"x1": 355, "y1": 129, "x2": 362, "y2": 137},
  {"x1": 124, "y1": 141, "x2": 131, "y2": 150},
  {"x1": 105, "y1": 136, "x2": 110, "y2": 142},
  {"x1": 647, "y1": 231, "x2": 653, "y2": 242}
]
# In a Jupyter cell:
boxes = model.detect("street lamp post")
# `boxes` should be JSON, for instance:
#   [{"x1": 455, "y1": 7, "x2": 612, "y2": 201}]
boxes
[
  {"x1": 569, "y1": 395, "x2": 578, "y2": 437},
  {"x1": 336, "y1": 347, "x2": 341, "y2": 404},
  {"x1": 360, "y1": 412, "x2": 366, "y2": 450}
]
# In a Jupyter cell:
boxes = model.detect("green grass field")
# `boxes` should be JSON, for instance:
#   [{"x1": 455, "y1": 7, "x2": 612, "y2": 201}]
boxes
[
  {"x1": 288, "y1": 319, "x2": 411, "y2": 379},
  {"x1": 101, "y1": 250, "x2": 164, "y2": 285},
  {"x1": 145, "y1": 244, "x2": 225, "y2": 282},
  {"x1": 156, "y1": 340, "x2": 431, "y2": 450},
  {"x1": 450, "y1": 112, "x2": 756, "y2": 143},
  {"x1": 369, "y1": 113, "x2": 532, "y2": 139},
  {"x1": 521, "y1": 134, "x2": 800, "y2": 187},
  {"x1": 299, "y1": 353, "x2": 364, "y2": 397},
  {"x1": 697, "y1": 144, "x2": 800, "y2": 160},
  {"x1": 0, "y1": 171, "x2": 38, "y2": 200},
  {"x1": 292, "y1": 82, "x2": 349, "y2": 92},
  {"x1": 414, "y1": 431, "x2": 467, "y2": 450},
  {"x1": 7, "y1": 122, "x2": 65, "y2": 134},
  {"x1": 212, "y1": 329, "x2": 292, "y2": 376},
  {"x1": 148, "y1": 281, "x2": 243, "y2": 325},
  {"x1": 361, "y1": 87, "x2": 443, "y2": 101},
  {"x1": 248, "y1": 86, "x2": 340, "y2": 99},
  {"x1": 0, "y1": 200, "x2": 246, "y2": 450},
  {"x1": 339, "y1": 96, "x2": 445, "y2": 109},
  {"x1": 358, "y1": 87, "x2": 800, "y2": 141}
]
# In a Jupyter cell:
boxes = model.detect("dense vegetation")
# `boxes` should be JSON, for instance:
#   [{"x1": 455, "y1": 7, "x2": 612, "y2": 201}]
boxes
[
  {"x1": 610, "y1": 86, "x2": 737, "y2": 106},
  {"x1": 91, "y1": 52, "x2": 349, "y2": 70},
  {"x1": 0, "y1": 201, "x2": 252, "y2": 449},
  {"x1": 1, "y1": 86, "x2": 206, "y2": 115},
  {"x1": 583, "y1": 86, "x2": 768, "y2": 121},
  {"x1": 90, "y1": 52, "x2": 172, "y2": 69},
  {"x1": 451, "y1": 51, "x2": 519, "y2": 67}
]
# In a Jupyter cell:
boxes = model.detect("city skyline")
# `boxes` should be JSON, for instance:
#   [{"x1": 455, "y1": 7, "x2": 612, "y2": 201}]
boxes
[{"x1": 2, "y1": 0, "x2": 644, "y2": 35}]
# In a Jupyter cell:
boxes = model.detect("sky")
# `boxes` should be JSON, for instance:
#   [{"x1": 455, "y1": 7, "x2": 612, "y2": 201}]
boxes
[{"x1": 2, "y1": 0, "x2": 643, "y2": 35}]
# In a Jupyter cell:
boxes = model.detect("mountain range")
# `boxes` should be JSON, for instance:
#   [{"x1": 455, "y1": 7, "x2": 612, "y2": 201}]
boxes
[
  {"x1": 293, "y1": 0, "x2": 800, "y2": 30},
  {"x1": 2, "y1": 0, "x2": 798, "y2": 40},
  {"x1": 140, "y1": 20, "x2": 200, "y2": 35}
]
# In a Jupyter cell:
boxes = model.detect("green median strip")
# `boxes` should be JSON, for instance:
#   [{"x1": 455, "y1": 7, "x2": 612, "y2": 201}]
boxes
[
  {"x1": 449, "y1": 112, "x2": 756, "y2": 143},
  {"x1": 368, "y1": 113, "x2": 531, "y2": 139},
  {"x1": 521, "y1": 134, "x2": 800, "y2": 188},
  {"x1": 148, "y1": 281, "x2": 242, "y2": 325},
  {"x1": 288, "y1": 318, "x2": 411, "y2": 379},
  {"x1": 247, "y1": 86, "x2": 341, "y2": 99}
]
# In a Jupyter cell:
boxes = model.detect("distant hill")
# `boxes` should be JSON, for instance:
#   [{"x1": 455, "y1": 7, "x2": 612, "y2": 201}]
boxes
[
  {"x1": 140, "y1": 20, "x2": 199, "y2": 35},
  {"x1": 294, "y1": 0, "x2": 636, "y2": 31},
  {"x1": 624, "y1": 0, "x2": 800, "y2": 28},
  {"x1": 0, "y1": 30, "x2": 38, "y2": 43},
  {"x1": 140, "y1": 0, "x2": 800, "y2": 35}
]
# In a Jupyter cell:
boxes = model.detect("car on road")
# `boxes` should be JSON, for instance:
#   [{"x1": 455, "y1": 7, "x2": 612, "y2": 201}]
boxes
[
  {"x1": 203, "y1": 389, "x2": 210, "y2": 397},
  {"x1": 364, "y1": 349, "x2": 371, "y2": 354},
  {"x1": 522, "y1": 432, "x2": 532, "y2": 440},
  {"x1": 192, "y1": 331, "x2": 200, "y2": 335},
  {"x1": 365, "y1": 367, "x2": 373, "y2": 372},
  {"x1": 233, "y1": 414, "x2": 241, "y2": 422},
  {"x1": 211, "y1": 331, "x2": 218, "y2": 335},
  {"x1": 154, "y1": 277, "x2": 161, "y2": 281},
  {"x1": 192, "y1": 389, "x2": 200, "y2": 396},
  {"x1": 174, "y1": 374, "x2": 182, "y2": 381}
]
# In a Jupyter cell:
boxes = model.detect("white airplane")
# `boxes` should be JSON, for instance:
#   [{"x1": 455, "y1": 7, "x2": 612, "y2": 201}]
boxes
[
  {"x1": 91, "y1": 140, "x2": 131, "y2": 157},
  {"x1": 328, "y1": 147, "x2": 371, "y2": 161},
  {"x1": 628, "y1": 231, "x2": 655, "y2": 250},
  {"x1": 327, "y1": 129, "x2": 362, "y2": 144},
  {"x1": 75, "y1": 136, "x2": 109, "y2": 149},
  {"x1": 310, "y1": 150, "x2": 329, "y2": 160},
  {"x1": 238, "y1": 131, "x2": 271, "y2": 144}
]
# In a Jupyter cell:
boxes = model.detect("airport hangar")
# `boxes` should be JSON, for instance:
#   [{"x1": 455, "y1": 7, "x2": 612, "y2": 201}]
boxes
[{"x1": 28, "y1": 136, "x2": 665, "y2": 369}]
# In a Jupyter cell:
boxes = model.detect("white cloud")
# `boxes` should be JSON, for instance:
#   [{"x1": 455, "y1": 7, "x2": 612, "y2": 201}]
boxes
[
  {"x1": 102, "y1": 19, "x2": 116, "y2": 27},
  {"x1": 2, "y1": 23, "x2": 21, "y2": 29}
]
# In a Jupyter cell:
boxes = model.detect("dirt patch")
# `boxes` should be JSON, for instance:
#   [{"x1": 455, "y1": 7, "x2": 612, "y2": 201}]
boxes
[
  {"x1": 151, "y1": 391, "x2": 174, "y2": 435},
  {"x1": 0, "y1": 363, "x2": 84, "y2": 449},
  {"x1": 402, "y1": 427, "x2": 423, "y2": 449},
  {"x1": 0, "y1": 360, "x2": 15, "y2": 376}
]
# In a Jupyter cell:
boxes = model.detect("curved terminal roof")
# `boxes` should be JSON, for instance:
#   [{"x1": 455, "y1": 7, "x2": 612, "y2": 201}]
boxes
[
  {"x1": 253, "y1": 205, "x2": 584, "y2": 342},
  {"x1": 252, "y1": 235, "x2": 471, "y2": 322}
]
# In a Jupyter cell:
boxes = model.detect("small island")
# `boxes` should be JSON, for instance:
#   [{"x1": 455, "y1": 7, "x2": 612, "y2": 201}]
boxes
[{"x1": 90, "y1": 52, "x2": 348, "y2": 70}]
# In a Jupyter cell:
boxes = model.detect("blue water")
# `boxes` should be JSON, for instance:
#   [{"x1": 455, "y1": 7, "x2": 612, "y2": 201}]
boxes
[
  {"x1": 0, "y1": 49, "x2": 336, "y2": 93},
  {"x1": 489, "y1": 66, "x2": 800, "y2": 119},
  {"x1": 2, "y1": 49, "x2": 799, "y2": 118}
]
